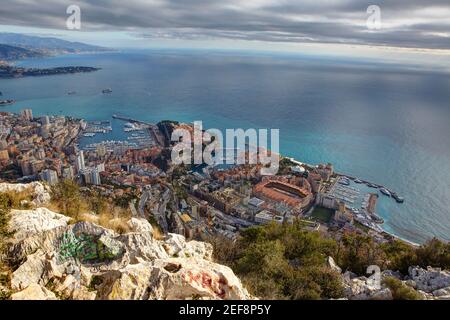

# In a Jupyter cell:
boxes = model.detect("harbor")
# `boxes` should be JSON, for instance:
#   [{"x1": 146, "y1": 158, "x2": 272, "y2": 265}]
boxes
[{"x1": 340, "y1": 173, "x2": 405, "y2": 204}]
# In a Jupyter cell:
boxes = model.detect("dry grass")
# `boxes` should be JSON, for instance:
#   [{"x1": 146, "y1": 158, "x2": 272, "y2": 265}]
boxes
[
  {"x1": 0, "y1": 189, "x2": 34, "y2": 210},
  {"x1": 152, "y1": 226, "x2": 165, "y2": 240},
  {"x1": 76, "y1": 205, "x2": 132, "y2": 235}
]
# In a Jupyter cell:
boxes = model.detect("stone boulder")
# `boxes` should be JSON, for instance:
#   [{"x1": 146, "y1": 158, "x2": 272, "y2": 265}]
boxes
[
  {"x1": 409, "y1": 266, "x2": 450, "y2": 293},
  {"x1": 97, "y1": 258, "x2": 251, "y2": 300},
  {"x1": 343, "y1": 276, "x2": 393, "y2": 300},
  {"x1": 0, "y1": 182, "x2": 51, "y2": 206},
  {"x1": 326, "y1": 256, "x2": 342, "y2": 274},
  {"x1": 4, "y1": 204, "x2": 252, "y2": 300},
  {"x1": 161, "y1": 233, "x2": 213, "y2": 260},
  {"x1": 11, "y1": 284, "x2": 57, "y2": 300},
  {"x1": 9, "y1": 207, "x2": 71, "y2": 241}
]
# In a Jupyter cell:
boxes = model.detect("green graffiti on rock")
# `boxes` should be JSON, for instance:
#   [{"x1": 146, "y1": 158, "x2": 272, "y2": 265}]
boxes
[{"x1": 57, "y1": 230, "x2": 123, "y2": 264}]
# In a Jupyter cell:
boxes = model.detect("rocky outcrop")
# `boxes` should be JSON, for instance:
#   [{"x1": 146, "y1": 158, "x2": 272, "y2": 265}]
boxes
[
  {"x1": 4, "y1": 207, "x2": 252, "y2": 300},
  {"x1": 343, "y1": 276, "x2": 393, "y2": 300},
  {"x1": 327, "y1": 257, "x2": 449, "y2": 300},
  {"x1": 10, "y1": 283, "x2": 57, "y2": 300},
  {"x1": 408, "y1": 266, "x2": 450, "y2": 300},
  {"x1": 9, "y1": 207, "x2": 71, "y2": 241},
  {"x1": 0, "y1": 182, "x2": 51, "y2": 206}
]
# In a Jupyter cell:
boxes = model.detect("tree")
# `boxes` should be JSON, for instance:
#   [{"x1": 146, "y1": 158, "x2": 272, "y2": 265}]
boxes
[
  {"x1": 337, "y1": 233, "x2": 386, "y2": 275},
  {"x1": 288, "y1": 266, "x2": 344, "y2": 300},
  {"x1": 415, "y1": 238, "x2": 450, "y2": 269},
  {"x1": 380, "y1": 240, "x2": 417, "y2": 274}
]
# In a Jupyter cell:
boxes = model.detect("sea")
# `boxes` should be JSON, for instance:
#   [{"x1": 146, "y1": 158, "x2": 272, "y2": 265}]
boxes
[{"x1": 1, "y1": 49, "x2": 449, "y2": 244}]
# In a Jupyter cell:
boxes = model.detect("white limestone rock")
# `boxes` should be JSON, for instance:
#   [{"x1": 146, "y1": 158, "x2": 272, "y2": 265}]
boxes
[
  {"x1": 3, "y1": 197, "x2": 252, "y2": 301},
  {"x1": 326, "y1": 256, "x2": 342, "y2": 274},
  {"x1": 99, "y1": 258, "x2": 252, "y2": 300},
  {"x1": 127, "y1": 217, "x2": 154, "y2": 235},
  {"x1": 161, "y1": 233, "x2": 213, "y2": 260},
  {"x1": 9, "y1": 207, "x2": 71, "y2": 241},
  {"x1": 409, "y1": 266, "x2": 450, "y2": 293},
  {"x1": 11, "y1": 283, "x2": 57, "y2": 300},
  {"x1": 0, "y1": 181, "x2": 51, "y2": 206},
  {"x1": 343, "y1": 276, "x2": 393, "y2": 300},
  {"x1": 432, "y1": 286, "x2": 450, "y2": 297}
]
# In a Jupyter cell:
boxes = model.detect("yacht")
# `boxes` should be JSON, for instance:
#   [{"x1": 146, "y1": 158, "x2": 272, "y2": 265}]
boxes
[
  {"x1": 0, "y1": 99, "x2": 15, "y2": 106},
  {"x1": 380, "y1": 188, "x2": 391, "y2": 197},
  {"x1": 354, "y1": 179, "x2": 363, "y2": 184}
]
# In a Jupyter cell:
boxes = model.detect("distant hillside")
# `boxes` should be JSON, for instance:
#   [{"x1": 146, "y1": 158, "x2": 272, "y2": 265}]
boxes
[
  {"x1": 0, "y1": 33, "x2": 108, "y2": 56},
  {"x1": 0, "y1": 44, "x2": 44, "y2": 61}
]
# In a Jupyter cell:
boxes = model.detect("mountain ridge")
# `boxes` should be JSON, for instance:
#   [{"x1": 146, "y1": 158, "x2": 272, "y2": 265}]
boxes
[{"x1": 0, "y1": 33, "x2": 109, "y2": 62}]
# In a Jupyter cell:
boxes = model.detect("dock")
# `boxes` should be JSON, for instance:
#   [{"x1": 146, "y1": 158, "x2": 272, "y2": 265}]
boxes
[{"x1": 112, "y1": 114, "x2": 152, "y2": 126}]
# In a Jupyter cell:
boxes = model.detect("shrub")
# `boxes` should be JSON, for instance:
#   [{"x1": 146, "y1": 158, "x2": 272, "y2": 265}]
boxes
[
  {"x1": 382, "y1": 276, "x2": 423, "y2": 300},
  {"x1": 50, "y1": 180, "x2": 83, "y2": 218},
  {"x1": 226, "y1": 222, "x2": 344, "y2": 300},
  {"x1": 415, "y1": 238, "x2": 450, "y2": 269},
  {"x1": 380, "y1": 240, "x2": 417, "y2": 274}
]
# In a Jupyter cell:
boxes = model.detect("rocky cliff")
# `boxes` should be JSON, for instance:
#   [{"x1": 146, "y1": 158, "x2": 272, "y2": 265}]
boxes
[
  {"x1": 0, "y1": 190, "x2": 252, "y2": 300},
  {"x1": 326, "y1": 257, "x2": 450, "y2": 300}
]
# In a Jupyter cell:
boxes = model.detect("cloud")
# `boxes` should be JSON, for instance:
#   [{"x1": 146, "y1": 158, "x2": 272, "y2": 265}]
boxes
[{"x1": 0, "y1": 0, "x2": 450, "y2": 50}]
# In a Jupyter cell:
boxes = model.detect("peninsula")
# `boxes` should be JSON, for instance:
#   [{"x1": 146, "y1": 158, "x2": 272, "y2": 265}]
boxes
[{"x1": 0, "y1": 64, "x2": 100, "y2": 78}]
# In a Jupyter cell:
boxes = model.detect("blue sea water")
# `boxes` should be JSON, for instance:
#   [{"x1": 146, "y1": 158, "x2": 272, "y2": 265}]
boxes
[{"x1": 1, "y1": 49, "x2": 449, "y2": 244}]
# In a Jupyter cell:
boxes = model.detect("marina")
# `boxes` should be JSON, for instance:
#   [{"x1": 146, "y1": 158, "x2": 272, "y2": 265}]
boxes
[{"x1": 339, "y1": 174, "x2": 404, "y2": 205}]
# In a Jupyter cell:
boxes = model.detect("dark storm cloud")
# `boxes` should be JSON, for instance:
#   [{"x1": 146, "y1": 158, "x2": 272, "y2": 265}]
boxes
[{"x1": 1, "y1": 0, "x2": 449, "y2": 49}]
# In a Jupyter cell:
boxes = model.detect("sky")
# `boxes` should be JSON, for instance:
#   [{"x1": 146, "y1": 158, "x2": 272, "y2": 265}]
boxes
[{"x1": 0, "y1": 0, "x2": 449, "y2": 65}]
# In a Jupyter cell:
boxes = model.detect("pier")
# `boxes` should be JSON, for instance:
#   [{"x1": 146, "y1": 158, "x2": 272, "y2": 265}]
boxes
[
  {"x1": 112, "y1": 114, "x2": 152, "y2": 126},
  {"x1": 287, "y1": 157, "x2": 404, "y2": 204},
  {"x1": 340, "y1": 173, "x2": 404, "y2": 204}
]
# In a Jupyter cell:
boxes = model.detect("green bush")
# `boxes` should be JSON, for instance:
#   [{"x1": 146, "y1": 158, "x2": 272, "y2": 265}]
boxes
[
  {"x1": 382, "y1": 276, "x2": 423, "y2": 300},
  {"x1": 214, "y1": 221, "x2": 344, "y2": 300}
]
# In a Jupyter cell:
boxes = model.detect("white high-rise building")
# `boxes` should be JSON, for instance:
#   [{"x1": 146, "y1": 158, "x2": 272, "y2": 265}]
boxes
[
  {"x1": 20, "y1": 109, "x2": 33, "y2": 121},
  {"x1": 75, "y1": 151, "x2": 85, "y2": 172}
]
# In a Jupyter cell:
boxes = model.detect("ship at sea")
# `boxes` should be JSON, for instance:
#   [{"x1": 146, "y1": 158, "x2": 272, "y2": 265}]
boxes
[
  {"x1": 102, "y1": 88, "x2": 113, "y2": 94},
  {"x1": 0, "y1": 99, "x2": 15, "y2": 106}
]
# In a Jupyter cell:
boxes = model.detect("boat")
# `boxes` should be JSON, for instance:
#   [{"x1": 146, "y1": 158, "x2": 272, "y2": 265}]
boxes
[
  {"x1": 367, "y1": 183, "x2": 378, "y2": 189},
  {"x1": 67, "y1": 91, "x2": 76, "y2": 95},
  {"x1": 338, "y1": 177, "x2": 350, "y2": 186},
  {"x1": 354, "y1": 179, "x2": 363, "y2": 184},
  {"x1": 0, "y1": 99, "x2": 15, "y2": 106},
  {"x1": 83, "y1": 133, "x2": 96, "y2": 137},
  {"x1": 392, "y1": 193, "x2": 405, "y2": 203},
  {"x1": 380, "y1": 188, "x2": 391, "y2": 197},
  {"x1": 102, "y1": 88, "x2": 113, "y2": 94}
]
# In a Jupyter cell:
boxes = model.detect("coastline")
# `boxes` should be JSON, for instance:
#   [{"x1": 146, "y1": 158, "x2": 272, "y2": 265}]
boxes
[{"x1": 0, "y1": 51, "x2": 449, "y2": 244}]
